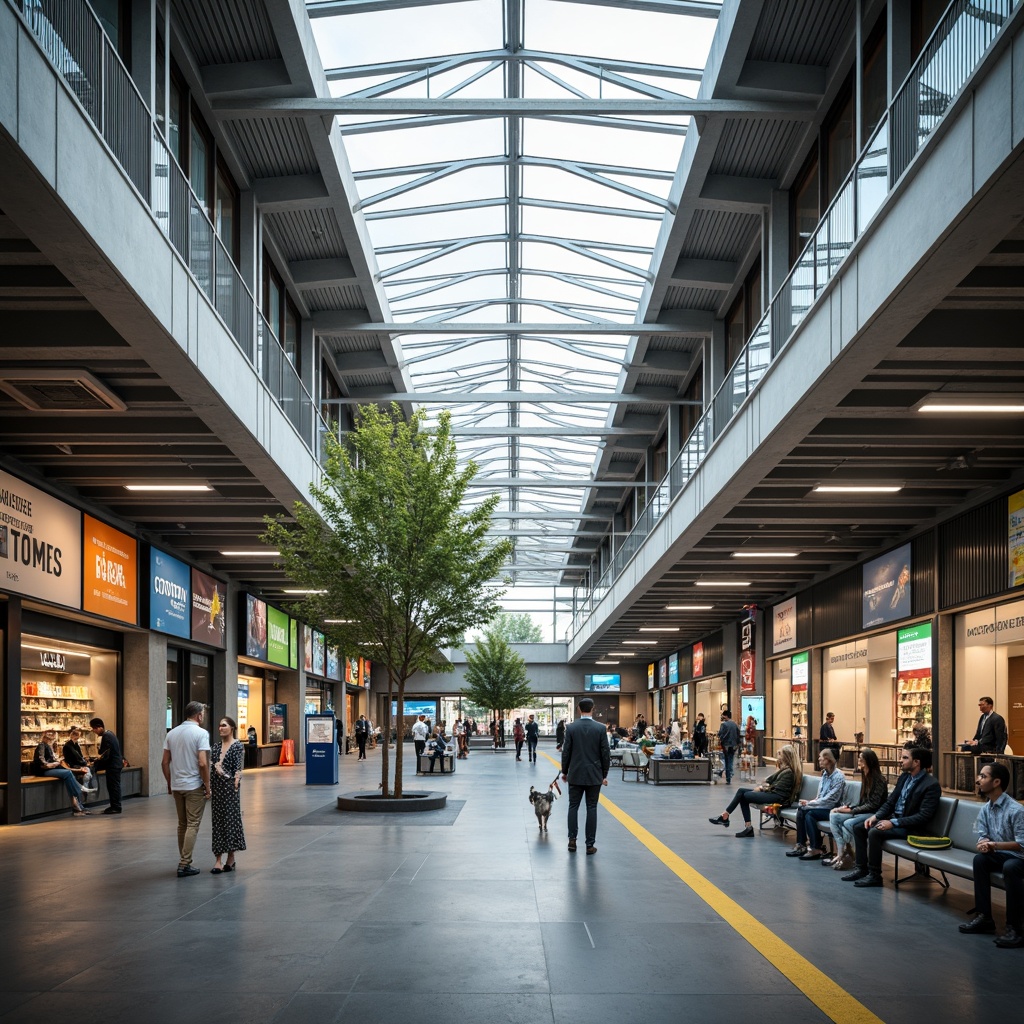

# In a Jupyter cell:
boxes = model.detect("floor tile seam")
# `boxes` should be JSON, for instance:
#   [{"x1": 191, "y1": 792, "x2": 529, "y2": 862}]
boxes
[{"x1": 597, "y1": 792, "x2": 886, "y2": 1024}]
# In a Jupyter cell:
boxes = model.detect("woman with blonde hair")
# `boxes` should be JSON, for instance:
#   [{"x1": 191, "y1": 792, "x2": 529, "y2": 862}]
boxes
[{"x1": 708, "y1": 744, "x2": 802, "y2": 838}]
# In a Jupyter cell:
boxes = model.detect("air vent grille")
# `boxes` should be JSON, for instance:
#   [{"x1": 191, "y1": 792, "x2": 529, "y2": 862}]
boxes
[{"x1": 0, "y1": 369, "x2": 126, "y2": 413}]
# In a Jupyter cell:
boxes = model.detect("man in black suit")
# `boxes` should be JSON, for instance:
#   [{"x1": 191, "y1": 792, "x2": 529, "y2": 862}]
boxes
[
  {"x1": 561, "y1": 698, "x2": 610, "y2": 855},
  {"x1": 964, "y1": 696, "x2": 1007, "y2": 754},
  {"x1": 844, "y1": 747, "x2": 941, "y2": 887},
  {"x1": 90, "y1": 717, "x2": 123, "y2": 814}
]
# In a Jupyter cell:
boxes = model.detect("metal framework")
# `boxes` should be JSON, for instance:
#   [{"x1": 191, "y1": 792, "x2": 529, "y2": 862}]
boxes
[{"x1": 307, "y1": 0, "x2": 719, "y2": 590}]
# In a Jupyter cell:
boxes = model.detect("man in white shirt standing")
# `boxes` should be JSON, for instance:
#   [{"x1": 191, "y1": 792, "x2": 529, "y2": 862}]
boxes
[
  {"x1": 412, "y1": 714, "x2": 430, "y2": 770},
  {"x1": 162, "y1": 701, "x2": 212, "y2": 878}
]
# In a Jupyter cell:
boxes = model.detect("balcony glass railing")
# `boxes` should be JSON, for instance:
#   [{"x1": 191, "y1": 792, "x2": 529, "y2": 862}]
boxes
[
  {"x1": 11, "y1": 0, "x2": 329, "y2": 455},
  {"x1": 570, "y1": 0, "x2": 1020, "y2": 637}
]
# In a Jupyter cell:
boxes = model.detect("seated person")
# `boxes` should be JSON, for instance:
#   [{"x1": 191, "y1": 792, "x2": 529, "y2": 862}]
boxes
[
  {"x1": 826, "y1": 749, "x2": 888, "y2": 870},
  {"x1": 786, "y1": 747, "x2": 846, "y2": 861},
  {"x1": 844, "y1": 747, "x2": 941, "y2": 887},
  {"x1": 638, "y1": 728, "x2": 657, "y2": 759},
  {"x1": 62, "y1": 727, "x2": 97, "y2": 793},
  {"x1": 426, "y1": 726, "x2": 448, "y2": 774},
  {"x1": 709, "y1": 745, "x2": 803, "y2": 838},
  {"x1": 32, "y1": 729, "x2": 88, "y2": 815},
  {"x1": 958, "y1": 762, "x2": 1024, "y2": 947}
]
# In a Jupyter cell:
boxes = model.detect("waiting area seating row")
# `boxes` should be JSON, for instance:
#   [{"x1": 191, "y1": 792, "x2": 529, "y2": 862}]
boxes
[{"x1": 769, "y1": 774, "x2": 1008, "y2": 892}]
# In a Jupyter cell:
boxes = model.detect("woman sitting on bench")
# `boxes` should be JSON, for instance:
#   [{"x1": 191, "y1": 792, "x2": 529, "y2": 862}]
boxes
[
  {"x1": 708, "y1": 744, "x2": 803, "y2": 838},
  {"x1": 32, "y1": 729, "x2": 88, "y2": 816}
]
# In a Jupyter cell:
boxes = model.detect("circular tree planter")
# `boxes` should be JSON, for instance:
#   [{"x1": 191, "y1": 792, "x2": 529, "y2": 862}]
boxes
[{"x1": 337, "y1": 791, "x2": 447, "y2": 813}]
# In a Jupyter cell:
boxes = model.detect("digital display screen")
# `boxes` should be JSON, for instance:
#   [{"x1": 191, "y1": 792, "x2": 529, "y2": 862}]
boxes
[{"x1": 584, "y1": 673, "x2": 620, "y2": 692}]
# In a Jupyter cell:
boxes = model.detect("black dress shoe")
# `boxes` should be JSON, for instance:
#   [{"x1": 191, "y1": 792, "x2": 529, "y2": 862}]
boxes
[
  {"x1": 568, "y1": 839, "x2": 577, "y2": 852},
  {"x1": 734, "y1": 826, "x2": 754, "y2": 838},
  {"x1": 854, "y1": 873, "x2": 883, "y2": 888},
  {"x1": 799, "y1": 849, "x2": 823, "y2": 861},
  {"x1": 841, "y1": 868, "x2": 868, "y2": 882},
  {"x1": 785, "y1": 845, "x2": 807, "y2": 857},
  {"x1": 995, "y1": 927, "x2": 1024, "y2": 948},
  {"x1": 708, "y1": 815, "x2": 729, "y2": 827},
  {"x1": 586, "y1": 846, "x2": 597, "y2": 855},
  {"x1": 960, "y1": 915, "x2": 997, "y2": 934},
  {"x1": 176, "y1": 865, "x2": 200, "y2": 878},
  {"x1": 102, "y1": 807, "x2": 121, "y2": 814}
]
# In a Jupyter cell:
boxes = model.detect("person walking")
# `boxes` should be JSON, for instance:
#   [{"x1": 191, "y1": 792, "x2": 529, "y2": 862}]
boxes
[
  {"x1": 90, "y1": 718, "x2": 123, "y2": 814},
  {"x1": 561, "y1": 698, "x2": 611, "y2": 855},
  {"x1": 525, "y1": 714, "x2": 540, "y2": 763},
  {"x1": 354, "y1": 714, "x2": 369, "y2": 759},
  {"x1": 693, "y1": 713, "x2": 708, "y2": 758},
  {"x1": 412, "y1": 714, "x2": 430, "y2": 763},
  {"x1": 718, "y1": 710, "x2": 741, "y2": 784},
  {"x1": 210, "y1": 716, "x2": 246, "y2": 874},
  {"x1": 513, "y1": 718, "x2": 526, "y2": 761},
  {"x1": 161, "y1": 701, "x2": 212, "y2": 878},
  {"x1": 555, "y1": 718, "x2": 566, "y2": 751}
]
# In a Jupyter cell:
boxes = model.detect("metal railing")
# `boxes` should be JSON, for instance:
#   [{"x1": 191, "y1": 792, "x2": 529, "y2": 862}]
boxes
[
  {"x1": 570, "y1": 0, "x2": 1020, "y2": 637},
  {"x1": 13, "y1": 0, "x2": 329, "y2": 455}
]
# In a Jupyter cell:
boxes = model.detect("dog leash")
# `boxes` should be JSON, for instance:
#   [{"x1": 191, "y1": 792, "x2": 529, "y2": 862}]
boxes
[{"x1": 550, "y1": 773, "x2": 561, "y2": 796}]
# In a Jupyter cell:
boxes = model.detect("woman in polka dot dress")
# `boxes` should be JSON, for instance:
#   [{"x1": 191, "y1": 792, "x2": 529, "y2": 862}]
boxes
[{"x1": 210, "y1": 716, "x2": 246, "y2": 873}]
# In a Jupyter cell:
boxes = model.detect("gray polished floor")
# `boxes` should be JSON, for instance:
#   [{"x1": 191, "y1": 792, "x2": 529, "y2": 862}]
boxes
[{"x1": 0, "y1": 745, "x2": 1015, "y2": 1023}]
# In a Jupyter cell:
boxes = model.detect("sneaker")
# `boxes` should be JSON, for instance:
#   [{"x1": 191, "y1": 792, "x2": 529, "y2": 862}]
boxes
[
  {"x1": 785, "y1": 844, "x2": 808, "y2": 858},
  {"x1": 176, "y1": 865, "x2": 200, "y2": 878},
  {"x1": 994, "y1": 927, "x2": 1024, "y2": 948},
  {"x1": 708, "y1": 815, "x2": 729, "y2": 827}
]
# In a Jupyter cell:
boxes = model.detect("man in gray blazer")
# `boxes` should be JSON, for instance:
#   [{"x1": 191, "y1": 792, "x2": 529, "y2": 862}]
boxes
[{"x1": 561, "y1": 698, "x2": 611, "y2": 855}]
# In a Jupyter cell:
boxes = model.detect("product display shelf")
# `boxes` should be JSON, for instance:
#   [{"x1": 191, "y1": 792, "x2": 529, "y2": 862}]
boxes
[
  {"x1": 791, "y1": 690, "x2": 808, "y2": 738},
  {"x1": 895, "y1": 678, "x2": 931, "y2": 744},
  {"x1": 21, "y1": 680, "x2": 96, "y2": 763}
]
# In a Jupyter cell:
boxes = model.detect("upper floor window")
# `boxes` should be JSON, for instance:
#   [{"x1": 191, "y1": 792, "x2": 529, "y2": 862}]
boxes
[
  {"x1": 912, "y1": 0, "x2": 948, "y2": 62},
  {"x1": 263, "y1": 254, "x2": 302, "y2": 373},
  {"x1": 725, "y1": 255, "x2": 762, "y2": 371},
  {"x1": 790, "y1": 150, "x2": 819, "y2": 266},
  {"x1": 823, "y1": 77, "x2": 855, "y2": 206},
  {"x1": 92, "y1": 0, "x2": 131, "y2": 64},
  {"x1": 862, "y1": 15, "x2": 888, "y2": 142}
]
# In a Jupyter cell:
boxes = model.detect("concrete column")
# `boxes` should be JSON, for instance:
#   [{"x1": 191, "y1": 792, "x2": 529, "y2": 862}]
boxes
[
  {"x1": 768, "y1": 190, "x2": 791, "y2": 296},
  {"x1": 129, "y1": 0, "x2": 156, "y2": 108},
  {"x1": 123, "y1": 630, "x2": 168, "y2": 797},
  {"x1": 300, "y1": 318, "x2": 316, "y2": 397},
  {"x1": 666, "y1": 403, "x2": 681, "y2": 473},
  {"x1": 888, "y1": 0, "x2": 913, "y2": 101}
]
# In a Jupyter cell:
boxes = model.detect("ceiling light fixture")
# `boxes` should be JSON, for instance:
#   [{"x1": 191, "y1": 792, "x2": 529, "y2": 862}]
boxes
[
  {"x1": 813, "y1": 484, "x2": 902, "y2": 493},
  {"x1": 731, "y1": 551, "x2": 798, "y2": 558},
  {"x1": 606, "y1": 651, "x2": 636, "y2": 656},
  {"x1": 622, "y1": 639, "x2": 658, "y2": 645},
  {"x1": 325, "y1": 619, "x2": 356, "y2": 624},
  {"x1": 916, "y1": 394, "x2": 1024, "y2": 413},
  {"x1": 638, "y1": 627, "x2": 679, "y2": 632},
  {"x1": 595, "y1": 660, "x2": 619, "y2": 665},
  {"x1": 124, "y1": 484, "x2": 212, "y2": 492},
  {"x1": 694, "y1": 580, "x2": 750, "y2": 587},
  {"x1": 283, "y1": 589, "x2": 327, "y2": 595},
  {"x1": 666, "y1": 604, "x2": 713, "y2": 611},
  {"x1": 219, "y1": 550, "x2": 281, "y2": 557}
]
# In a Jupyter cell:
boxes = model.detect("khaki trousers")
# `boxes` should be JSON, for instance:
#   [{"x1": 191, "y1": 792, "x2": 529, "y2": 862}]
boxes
[{"x1": 173, "y1": 787, "x2": 208, "y2": 866}]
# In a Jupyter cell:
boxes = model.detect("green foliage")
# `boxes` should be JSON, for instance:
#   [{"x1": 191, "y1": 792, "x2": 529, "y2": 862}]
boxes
[
  {"x1": 264, "y1": 405, "x2": 512, "y2": 795},
  {"x1": 460, "y1": 632, "x2": 537, "y2": 719},
  {"x1": 488, "y1": 611, "x2": 543, "y2": 643}
]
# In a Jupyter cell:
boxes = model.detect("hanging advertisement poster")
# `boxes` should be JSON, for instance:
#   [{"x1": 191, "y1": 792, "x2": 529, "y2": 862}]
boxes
[
  {"x1": 237, "y1": 682, "x2": 249, "y2": 736},
  {"x1": 791, "y1": 651, "x2": 809, "y2": 691},
  {"x1": 773, "y1": 596, "x2": 796, "y2": 653},
  {"x1": 1010, "y1": 489, "x2": 1024, "y2": 587},
  {"x1": 150, "y1": 548, "x2": 190, "y2": 639},
  {"x1": 312, "y1": 630, "x2": 326, "y2": 676},
  {"x1": 245, "y1": 594, "x2": 268, "y2": 660},
  {"x1": 191, "y1": 568, "x2": 226, "y2": 648},
  {"x1": 692, "y1": 641, "x2": 705, "y2": 679},
  {"x1": 0, "y1": 468, "x2": 82, "y2": 609},
  {"x1": 361, "y1": 658, "x2": 372, "y2": 686},
  {"x1": 668, "y1": 652, "x2": 679, "y2": 685},
  {"x1": 83, "y1": 515, "x2": 138, "y2": 625},
  {"x1": 303, "y1": 624, "x2": 313, "y2": 672},
  {"x1": 267, "y1": 703, "x2": 286, "y2": 743},
  {"x1": 289, "y1": 618, "x2": 299, "y2": 669},
  {"x1": 267, "y1": 606, "x2": 290, "y2": 666},
  {"x1": 657, "y1": 658, "x2": 668, "y2": 688},
  {"x1": 739, "y1": 613, "x2": 756, "y2": 694},
  {"x1": 327, "y1": 645, "x2": 341, "y2": 680},
  {"x1": 647, "y1": 662, "x2": 655, "y2": 690},
  {"x1": 863, "y1": 543, "x2": 912, "y2": 628}
]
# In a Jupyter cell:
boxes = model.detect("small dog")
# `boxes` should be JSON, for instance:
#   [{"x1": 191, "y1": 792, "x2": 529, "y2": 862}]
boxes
[{"x1": 529, "y1": 785, "x2": 556, "y2": 833}]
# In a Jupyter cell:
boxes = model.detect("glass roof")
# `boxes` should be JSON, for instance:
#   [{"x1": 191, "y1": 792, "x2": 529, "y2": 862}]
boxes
[{"x1": 308, "y1": 0, "x2": 719, "y2": 638}]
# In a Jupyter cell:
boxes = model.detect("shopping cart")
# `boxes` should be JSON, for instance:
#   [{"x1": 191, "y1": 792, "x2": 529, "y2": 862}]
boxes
[{"x1": 707, "y1": 738, "x2": 726, "y2": 783}]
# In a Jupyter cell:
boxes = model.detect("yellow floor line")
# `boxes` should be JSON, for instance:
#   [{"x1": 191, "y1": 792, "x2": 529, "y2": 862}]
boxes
[{"x1": 541, "y1": 752, "x2": 882, "y2": 1024}]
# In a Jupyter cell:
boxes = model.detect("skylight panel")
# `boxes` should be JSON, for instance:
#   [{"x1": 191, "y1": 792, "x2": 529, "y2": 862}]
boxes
[
  {"x1": 523, "y1": 117, "x2": 682, "y2": 168},
  {"x1": 343, "y1": 118, "x2": 505, "y2": 167},
  {"x1": 379, "y1": 241, "x2": 507, "y2": 279},
  {"x1": 365, "y1": 206, "x2": 507, "y2": 248},
  {"x1": 360, "y1": 165, "x2": 506, "y2": 213},
  {"x1": 520, "y1": 206, "x2": 660, "y2": 249}
]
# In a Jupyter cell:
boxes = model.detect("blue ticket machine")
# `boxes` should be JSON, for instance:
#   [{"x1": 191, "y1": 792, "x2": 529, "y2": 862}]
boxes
[{"x1": 305, "y1": 714, "x2": 338, "y2": 785}]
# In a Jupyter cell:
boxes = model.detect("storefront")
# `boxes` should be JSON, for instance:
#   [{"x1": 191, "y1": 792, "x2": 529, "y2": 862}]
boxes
[{"x1": 239, "y1": 594, "x2": 300, "y2": 766}]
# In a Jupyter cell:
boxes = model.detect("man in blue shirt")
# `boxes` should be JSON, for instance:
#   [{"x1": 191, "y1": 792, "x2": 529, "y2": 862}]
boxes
[
  {"x1": 844, "y1": 746, "x2": 940, "y2": 887},
  {"x1": 717, "y1": 710, "x2": 741, "y2": 784},
  {"x1": 786, "y1": 747, "x2": 846, "y2": 860},
  {"x1": 959, "y1": 762, "x2": 1024, "y2": 948}
]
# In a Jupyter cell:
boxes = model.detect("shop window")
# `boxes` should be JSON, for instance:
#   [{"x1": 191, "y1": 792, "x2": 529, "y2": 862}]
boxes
[
  {"x1": 823, "y1": 77, "x2": 855, "y2": 206},
  {"x1": 790, "y1": 149, "x2": 819, "y2": 265},
  {"x1": 911, "y1": 0, "x2": 948, "y2": 62},
  {"x1": 165, "y1": 652, "x2": 179, "y2": 732},
  {"x1": 861, "y1": 15, "x2": 888, "y2": 143},
  {"x1": 190, "y1": 652, "x2": 212, "y2": 737},
  {"x1": 215, "y1": 159, "x2": 240, "y2": 262}
]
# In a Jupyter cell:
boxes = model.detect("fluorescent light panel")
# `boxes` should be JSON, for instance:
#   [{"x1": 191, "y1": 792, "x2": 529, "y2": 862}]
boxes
[
  {"x1": 813, "y1": 484, "x2": 901, "y2": 493},
  {"x1": 125, "y1": 484, "x2": 212, "y2": 492},
  {"x1": 220, "y1": 550, "x2": 280, "y2": 556},
  {"x1": 622, "y1": 639, "x2": 657, "y2": 645},
  {"x1": 606, "y1": 651, "x2": 636, "y2": 656},
  {"x1": 638, "y1": 627, "x2": 679, "y2": 632},
  {"x1": 732, "y1": 551, "x2": 797, "y2": 558},
  {"x1": 694, "y1": 580, "x2": 750, "y2": 587},
  {"x1": 666, "y1": 604, "x2": 713, "y2": 610},
  {"x1": 283, "y1": 589, "x2": 326, "y2": 595},
  {"x1": 595, "y1": 660, "x2": 619, "y2": 665},
  {"x1": 917, "y1": 394, "x2": 1024, "y2": 413}
]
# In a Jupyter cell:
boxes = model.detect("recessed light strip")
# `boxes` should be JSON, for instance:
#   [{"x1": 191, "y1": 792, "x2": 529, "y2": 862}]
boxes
[
  {"x1": 125, "y1": 484, "x2": 212, "y2": 492},
  {"x1": 220, "y1": 550, "x2": 280, "y2": 556}
]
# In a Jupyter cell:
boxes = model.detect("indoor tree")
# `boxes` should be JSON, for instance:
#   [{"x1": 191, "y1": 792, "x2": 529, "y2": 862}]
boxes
[
  {"x1": 264, "y1": 404, "x2": 511, "y2": 797},
  {"x1": 460, "y1": 631, "x2": 538, "y2": 745},
  {"x1": 487, "y1": 611, "x2": 543, "y2": 643}
]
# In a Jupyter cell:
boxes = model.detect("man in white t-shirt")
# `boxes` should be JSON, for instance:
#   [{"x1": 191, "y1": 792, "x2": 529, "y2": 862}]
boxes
[
  {"x1": 162, "y1": 701, "x2": 212, "y2": 878},
  {"x1": 412, "y1": 715, "x2": 430, "y2": 769}
]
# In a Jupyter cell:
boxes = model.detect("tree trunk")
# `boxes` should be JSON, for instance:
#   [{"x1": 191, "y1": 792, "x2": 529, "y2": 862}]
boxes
[
  {"x1": 394, "y1": 675, "x2": 405, "y2": 798},
  {"x1": 382, "y1": 670, "x2": 394, "y2": 797}
]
